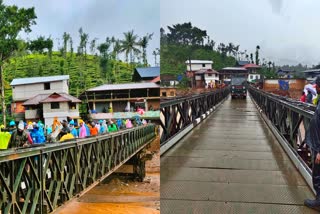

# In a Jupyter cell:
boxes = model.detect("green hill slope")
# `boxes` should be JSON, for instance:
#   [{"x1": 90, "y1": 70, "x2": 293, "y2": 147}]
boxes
[{"x1": 3, "y1": 52, "x2": 134, "y2": 103}]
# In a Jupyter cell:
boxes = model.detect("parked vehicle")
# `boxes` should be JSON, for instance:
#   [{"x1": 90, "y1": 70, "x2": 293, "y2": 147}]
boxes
[{"x1": 231, "y1": 76, "x2": 247, "y2": 99}]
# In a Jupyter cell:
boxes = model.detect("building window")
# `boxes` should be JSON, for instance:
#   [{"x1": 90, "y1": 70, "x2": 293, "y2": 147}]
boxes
[
  {"x1": 51, "y1": 102, "x2": 60, "y2": 109},
  {"x1": 170, "y1": 91, "x2": 175, "y2": 96},
  {"x1": 69, "y1": 103, "x2": 76, "y2": 110},
  {"x1": 250, "y1": 75, "x2": 253, "y2": 80},
  {"x1": 44, "y1": 82, "x2": 50, "y2": 90},
  {"x1": 202, "y1": 64, "x2": 205, "y2": 67},
  {"x1": 162, "y1": 92, "x2": 167, "y2": 97},
  {"x1": 208, "y1": 74, "x2": 212, "y2": 76}
]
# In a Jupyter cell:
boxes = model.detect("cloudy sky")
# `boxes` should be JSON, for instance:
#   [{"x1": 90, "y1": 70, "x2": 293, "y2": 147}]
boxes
[
  {"x1": 4, "y1": 0, "x2": 160, "y2": 66},
  {"x1": 161, "y1": 0, "x2": 320, "y2": 67}
]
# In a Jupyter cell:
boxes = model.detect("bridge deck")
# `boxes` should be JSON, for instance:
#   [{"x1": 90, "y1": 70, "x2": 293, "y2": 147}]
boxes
[{"x1": 161, "y1": 96, "x2": 317, "y2": 213}]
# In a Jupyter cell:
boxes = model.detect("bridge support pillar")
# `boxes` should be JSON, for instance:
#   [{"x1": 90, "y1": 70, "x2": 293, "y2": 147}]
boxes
[{"x1": 115, "y1": 148, "x2": 152, "y2": 182}]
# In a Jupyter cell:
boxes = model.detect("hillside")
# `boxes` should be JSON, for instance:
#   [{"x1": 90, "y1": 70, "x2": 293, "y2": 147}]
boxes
[
  {"x1": 160, "y1": 44, "x2": 237, "y2": 76},
  {"x1": 3, "y1": 52, "x2": 135, "y2": 103}
]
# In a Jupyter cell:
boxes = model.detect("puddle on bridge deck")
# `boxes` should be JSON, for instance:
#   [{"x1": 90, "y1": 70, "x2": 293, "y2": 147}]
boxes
[{"x1": 54, "y1": 137, "x2": 160, "y2": 214}]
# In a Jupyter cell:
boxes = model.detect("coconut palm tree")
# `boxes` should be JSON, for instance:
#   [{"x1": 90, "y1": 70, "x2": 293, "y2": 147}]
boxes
[
  {"x1": 120, "y1": 30, "x2": 140, "y2": 64},
  {"x1": 139, "y1": 33, "x2": 153, "y2": 66}
]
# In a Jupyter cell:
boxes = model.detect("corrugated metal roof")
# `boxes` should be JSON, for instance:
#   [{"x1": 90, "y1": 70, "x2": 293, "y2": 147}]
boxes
[
  {"x1": 11, "y1": 75, "x2": 69, "y2": 86},
  {"x1": 221, "y1": 67, "x2": 247, "y2": 71},
  {"x1": 303, "y1": 69, "x2": 320, "y2": 73},
  {"x1": 135, "y1": 67, "x2": 160, "y2": 78},
  {"x1": 23, "y1": 92, "x2": 81, "y2": 106},
  {"x1": 185, "y1": 60, "x2": 213, "y2": 64},
  {"x1": 237, "y1": 60, "x2": 250, "y2": 66},
  {"x1": 87, "y1": 82, "x2": 160, "y2": 92}
]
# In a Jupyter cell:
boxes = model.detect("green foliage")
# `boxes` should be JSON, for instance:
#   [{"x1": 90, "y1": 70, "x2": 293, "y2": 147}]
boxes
[
  {"x1": 0, "y1": 2, "x2": 37, "y2": 62},
  {"x1": 3, "y1": 52, "x2": 134, "y2": 103},
  {"x1": 27, "y1": 36, "x2": 53, "y2": 55},
  {"x1": 160, "y1": 43, "x2": 236, "y2": 76}
]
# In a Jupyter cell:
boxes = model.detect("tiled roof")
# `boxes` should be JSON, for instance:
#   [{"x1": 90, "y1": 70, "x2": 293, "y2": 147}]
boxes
[
  {"x1": 23, "y1": 92, "x2": 81, "y2": 106},
  {"x1": 11, "y1": 75, "x2": 69, "y2": 86}
]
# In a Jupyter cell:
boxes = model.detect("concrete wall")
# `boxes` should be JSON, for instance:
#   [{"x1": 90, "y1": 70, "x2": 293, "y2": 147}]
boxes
[
  {"x1": 42, "y1": 102, "x2": 79, "y2": 126},
  {"x1": 204, "y1": 74, "x2": 219, "y2": 85},
  {"x1": 25, "y1": 109, "x2": 39, "y2": 119},
  {"x1": 248, "y1": 74, "x2": 261, "y2": 82},
  {"x1": 12, "y1": 80, "x2": 69, "y2": 101},
  {"x1": 263, "y1": 79, "x2": 306, "y2": 91},
  {"x1": 160, "y1": 88, "x2": 177, "y2": 97},
  {"x1": 186, "y1": 63, "x2": 212, "y2": 71}
]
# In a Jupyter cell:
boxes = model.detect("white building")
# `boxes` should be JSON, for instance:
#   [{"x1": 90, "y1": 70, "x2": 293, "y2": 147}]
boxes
[
  {"x1": 10, "y1": 75, "x2": 77, "y2": 123},
  {"x1": 185, "y1": 60, "x2": 213, "y2": 71},
  {"x1": 23, "y1": 92, "x2": 81, "y2": 127}
]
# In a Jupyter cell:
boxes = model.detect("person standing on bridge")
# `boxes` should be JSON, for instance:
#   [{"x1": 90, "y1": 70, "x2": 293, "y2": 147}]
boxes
[{"x1": 304, "y1": 76, "x2": 320, "y2": 210}]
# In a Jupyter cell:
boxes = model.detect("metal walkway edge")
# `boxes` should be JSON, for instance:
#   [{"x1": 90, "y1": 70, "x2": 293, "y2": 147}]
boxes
[{"x1": 161, "y1": 95, "x2": 318, "y2": 213}]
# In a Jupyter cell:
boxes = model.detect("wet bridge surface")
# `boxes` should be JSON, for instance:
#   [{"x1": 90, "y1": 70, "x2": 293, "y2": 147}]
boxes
[{"x1": 161, "y1": 95, "x2": 317, "y2": 213}]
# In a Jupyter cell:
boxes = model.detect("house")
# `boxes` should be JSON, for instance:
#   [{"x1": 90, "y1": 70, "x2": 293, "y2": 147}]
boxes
[
  {"x1": 10, "y1": 75, "x2": 70, "y2": 120},
  {"x1": 243, "y1": 64, "x2": 261, "y2": 82},
  {"x1": 219, "y1": 67, "x2": 248, "y2": 83},
  {"x1": 302, "y1": 69, "x2": 320, "y2": 82},
  {"x1": 194, "y1": 69, "x2": 219, "y2": 88},
  {"x1": 132, "y1": 67, "x2": 160, "y2": 82},
  {"x1": 23, "y1": 92, "x2": 81, "y2": 126},
  {"x1": 79, "y1": 82, "x2": 160, "y2": 120},
  {"x1": 185, "y1": 60, "x2": 214, "y2": 88},
  {"x1": 185, "y1": 60, "x2": 213, "y2": 71},
  {"x1": 160, "y1": 87, "x2": 177, "y2": 98}
]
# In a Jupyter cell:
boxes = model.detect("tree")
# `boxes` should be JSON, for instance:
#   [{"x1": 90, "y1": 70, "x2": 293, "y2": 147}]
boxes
[
  {"x1": 77, "y1": 27, "x2": 89, "y2": 56},
  {"x1": 152, "y1": 48, "x2": 160, "y2": 66},
  {"x1": 28, "y1": 36, "x2": 53, "y2": 55},
  {"x1": 97, "y1": 39, "x2": 111, "y2": 81},
  {"x1": 250, "y1": 53, "x2": 254, "y2": 63},
  {"x1": 255, "y1": 45, "x2": 260, "y2": 65},
  {"x1": 0, "y1": 1, "x2": 37, "y2": 126},
  {"x1": 62, "y1": 32, "x2": 70, "y2": 58},
  {"x1": 90, "y1": 38, "x2": 98, "y2": 55},
  {"x1": 69, "y1": 37, "x2": 73, "y2": 58},
  {"x1": 120, "y1": 30, "x2": 140, "y2": 64},
  {"x1": 166, "y1": 22, "x2": 207, "y2": 46},
  {"x1": 139, "y1": 33, "x2": 153, "y2": 66}
]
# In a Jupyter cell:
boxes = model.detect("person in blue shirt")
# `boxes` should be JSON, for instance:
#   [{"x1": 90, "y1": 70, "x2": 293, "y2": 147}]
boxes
[{"x1": 69, "y1": 120, "x2": 78, "y2": 138}]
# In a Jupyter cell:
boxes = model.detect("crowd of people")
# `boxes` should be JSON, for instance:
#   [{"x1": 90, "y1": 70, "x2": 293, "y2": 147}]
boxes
[
  {"x1": 3, "y1": 116, "x2": 149, "y2": 149},
  {"x1": 300, "y1": 84, "x2": 320, "y2": 105}
]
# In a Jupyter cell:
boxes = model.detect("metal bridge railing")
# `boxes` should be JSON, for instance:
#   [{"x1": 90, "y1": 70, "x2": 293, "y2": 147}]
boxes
[
  {"x1": 160, "y1": 87, "x2": 230, "y2": 147},
  {"x1": 249, "y1": 86, "x2": 315, "y2": 174},
  {"x1": 0, "y1": 124, "x2": 156, "y2": 214}
]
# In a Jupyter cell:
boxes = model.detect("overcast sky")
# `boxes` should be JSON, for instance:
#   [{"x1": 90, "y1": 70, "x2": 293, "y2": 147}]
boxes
[
  {"x1": 161, "y1": 0, "x2": 320, "y2": 67},
  {"x1": 4, "y1": 0, "x2": 160, "y2": 66}
]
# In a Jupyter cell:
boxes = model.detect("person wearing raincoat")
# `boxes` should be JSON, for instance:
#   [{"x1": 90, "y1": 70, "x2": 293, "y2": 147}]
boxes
[
  {"x1": 304, "y1": 76, "x2": 320, "y2": 210},
  {"x1": 78, "y1": 120, "x2": 87, "y2": 138},
  {"x1": 69, "y1": 120, "x2": 78, "y2": 138},
  {"x1": 30, "y1": 123, "x2": 45, "y2": 144}
]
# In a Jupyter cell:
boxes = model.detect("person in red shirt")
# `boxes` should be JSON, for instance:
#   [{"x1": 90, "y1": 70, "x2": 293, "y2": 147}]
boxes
[
  {"x1": 90, "y1": 121, "x2": 99, "y2": 136},
  {"x1": 300, "y1": 91, "x2": 306, "y2": 103}
]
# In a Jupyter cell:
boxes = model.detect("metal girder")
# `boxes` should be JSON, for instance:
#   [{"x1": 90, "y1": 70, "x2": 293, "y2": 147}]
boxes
[
  {"x1": 160, "y1": 88, "x2": 230, "y2": 146},
  {"x1": 249, "y1": 86, "x2": 314, "y2": 169},
  {"x1": 0, "y1": 125, "x2": 156, "y2": 214}
]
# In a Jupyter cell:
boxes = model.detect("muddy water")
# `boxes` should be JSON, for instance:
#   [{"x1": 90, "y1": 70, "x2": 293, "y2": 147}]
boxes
[{"x1": 54, "y1": 137, "x2": 160, "y2": 214}]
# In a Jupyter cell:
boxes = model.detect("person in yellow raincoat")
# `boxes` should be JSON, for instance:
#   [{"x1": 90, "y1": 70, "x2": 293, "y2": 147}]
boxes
[{"x1": 59, "y1": 130, "x2": 74, "y2": 142}]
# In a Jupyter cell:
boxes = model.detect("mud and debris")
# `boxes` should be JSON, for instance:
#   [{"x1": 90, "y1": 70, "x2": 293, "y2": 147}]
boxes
[{"x1": 54, "y1": 136, "x2": 160, "y2": 214}]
